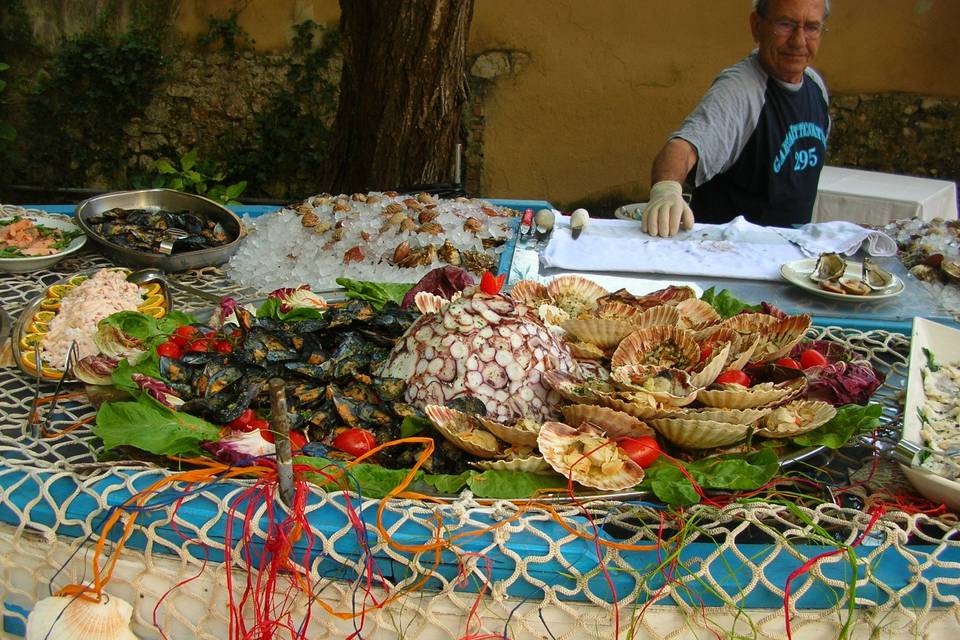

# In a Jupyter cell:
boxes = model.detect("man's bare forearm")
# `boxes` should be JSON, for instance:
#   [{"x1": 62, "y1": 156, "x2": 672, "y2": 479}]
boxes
[{"x1": 651, "y1": 138, "x2": 698, "y2": 185}]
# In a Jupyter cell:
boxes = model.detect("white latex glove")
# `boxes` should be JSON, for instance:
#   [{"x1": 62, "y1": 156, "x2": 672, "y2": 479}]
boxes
[{"x1": 642, "y1": 180, "x2": 695, "y2": 238}]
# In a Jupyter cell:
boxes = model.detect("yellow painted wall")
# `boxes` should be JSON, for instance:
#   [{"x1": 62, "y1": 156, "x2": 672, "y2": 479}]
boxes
[{"x1": 175, "y1": 0, "x2": 960, "y2": 205}]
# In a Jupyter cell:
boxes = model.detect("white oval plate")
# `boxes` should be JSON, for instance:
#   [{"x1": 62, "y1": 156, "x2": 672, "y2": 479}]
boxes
[
  {"x1": 613, "y1": 202, "x2": 646, "y2": 221},
  {"x1": 0, "y1": 206, "x2": 87, "y2": 273},
  {"x1": 779, "y1": 258, "x2": 904, "y2": 302}
]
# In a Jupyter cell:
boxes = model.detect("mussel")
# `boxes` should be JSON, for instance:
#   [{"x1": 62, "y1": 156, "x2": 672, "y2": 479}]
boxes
[{"x1": 810, "y1": 252, "x2": 846, "y2": 282}]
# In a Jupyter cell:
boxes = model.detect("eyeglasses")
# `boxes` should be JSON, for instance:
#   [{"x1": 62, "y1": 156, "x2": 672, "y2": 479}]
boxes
[{"x1": 766, "y1": 18, "x2": 828, "y2": 39}]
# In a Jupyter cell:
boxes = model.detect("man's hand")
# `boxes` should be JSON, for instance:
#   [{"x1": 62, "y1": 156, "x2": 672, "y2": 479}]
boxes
[{"x1": 642, "y1": 180, "x2": 695, "y2": 238}]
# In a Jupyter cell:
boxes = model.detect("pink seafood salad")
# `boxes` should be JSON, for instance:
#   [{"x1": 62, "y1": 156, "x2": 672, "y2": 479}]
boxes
[{"x1": 41, "y1": 269, "x2": 144, "y2": 366}]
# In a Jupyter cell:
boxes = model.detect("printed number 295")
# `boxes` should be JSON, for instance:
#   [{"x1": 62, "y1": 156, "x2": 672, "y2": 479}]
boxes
[{"x1": 794, "y1": 147, "x2": 819, "y2": 171}]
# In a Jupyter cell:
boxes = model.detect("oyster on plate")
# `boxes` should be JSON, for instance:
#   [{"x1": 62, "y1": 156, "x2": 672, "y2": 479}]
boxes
[{"x1": 810, "y1": 252, "x2": 846, "y2": 283}]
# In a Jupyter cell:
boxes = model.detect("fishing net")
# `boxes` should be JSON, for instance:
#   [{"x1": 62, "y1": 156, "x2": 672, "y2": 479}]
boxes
[{"x1": 1, "y1": 252, "x2": 959, "y2": 639}]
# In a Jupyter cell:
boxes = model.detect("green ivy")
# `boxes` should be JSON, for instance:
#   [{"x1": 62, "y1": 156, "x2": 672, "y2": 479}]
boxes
[
  {"x1": 0, "y1": 62, "x2": 14, "y2": 146},
  {"x1": 198, "y1": 9, "x2": 254, "y2": 54},
  {"x1": 134, "y1": 148, "x2": 247, "y2": 205}
]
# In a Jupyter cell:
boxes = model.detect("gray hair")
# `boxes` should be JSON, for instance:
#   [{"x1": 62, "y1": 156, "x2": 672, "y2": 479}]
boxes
[{"x1": 753, "y1": 0, "x2": 831, "y2": 19}]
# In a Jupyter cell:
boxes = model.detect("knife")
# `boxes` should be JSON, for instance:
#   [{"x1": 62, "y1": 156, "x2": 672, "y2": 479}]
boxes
[{"x1": 570, "y1": 208, "x2": 589, "y2": 240}]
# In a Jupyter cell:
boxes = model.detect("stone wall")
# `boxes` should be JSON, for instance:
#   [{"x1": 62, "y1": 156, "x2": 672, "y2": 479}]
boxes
[{"x1": 828, "y1": 93, "x2": 960, "y2": 186}]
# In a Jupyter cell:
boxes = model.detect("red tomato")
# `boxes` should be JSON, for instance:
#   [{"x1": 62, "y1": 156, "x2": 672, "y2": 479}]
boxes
[
  {"x1": 699, "y1": 345, "x2": 713, "y2": 363},
  {"x1": 289, "y1": 430, "x2": 307, "y2": 452},
  {"x1": 332, "y1": 428, "x2": 377, "y2": 457},
  {"x1": 775, "y1": 357, "x2": 802, "y2": 370},
  {"x1": 170, "y1": 334, "x2": 189, "y2": 347},
  {"x1": 156, "y1": 340, "x2": 182, "y2": 359},
  {"x1": 226, "y1": 408, "x2": 254, "y2": 430},
  {"x1": 188, "y1": 338, "x2": 210, "y2": 352},
  {"x1": 715, "y1": 369, "x2": 751, "y2": 387},
  {"x1": 799, "y1": 349, "x2": 828, "y2": 370},
  {"x1": 212, "y1": 339, "x2": 233, "y2": 354},
  {"x1": 617, "y1": 436, "x2": 662, "y2": 468},
  {"x1": 175, "y1": 325, "x2": 199, "y2": 340}
]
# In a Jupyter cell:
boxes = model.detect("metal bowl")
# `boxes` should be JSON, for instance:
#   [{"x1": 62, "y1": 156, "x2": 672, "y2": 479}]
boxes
[{"x1": 75, "y1": 189, "x2": 245, "y2": 273}]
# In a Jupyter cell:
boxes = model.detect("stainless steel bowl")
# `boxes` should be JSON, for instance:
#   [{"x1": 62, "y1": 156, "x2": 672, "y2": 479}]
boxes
[{"x1": 75, "y1": 189, "x2": 245, "y2": 273}]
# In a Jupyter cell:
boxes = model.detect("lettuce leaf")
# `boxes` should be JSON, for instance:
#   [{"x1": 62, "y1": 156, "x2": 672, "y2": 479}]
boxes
[
  {"x1": 467, "y1": 470, "x2": 567, "y2": 499},
  {"x1": 639, "y1": 449, "x2": 780, "y2": 506},
  {"x1": 255, "y1": 298, "x2": 326, "y2": 321},
  {"x1": 793, "y1": 403, "x2": 883, "y2": 448},
  {"x1": 93, "y1": 396, "x2": 220, "y2": 457},
  {"x1": 336, "y1": 278, "x2": 414, "y2": 310},
  {"x1": 699, "y1": 287, "x2": 761, "y2": 319}
]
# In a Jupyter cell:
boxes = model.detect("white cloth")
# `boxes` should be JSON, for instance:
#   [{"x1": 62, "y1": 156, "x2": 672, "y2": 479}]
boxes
[
  {"x1": 775, "y1": 220, "x2": 898, "y2": 257},
  {"x1": 814, "y1": 166, "x2": 959, "y2": 224},
  {"x1": 540, "y1": 216, "x2": 897, "y2": 282}
]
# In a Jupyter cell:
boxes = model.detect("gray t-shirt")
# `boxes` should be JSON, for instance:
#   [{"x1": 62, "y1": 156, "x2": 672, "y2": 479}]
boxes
[{"x1": 674, "y1": 51, "x2": 830, "y2": 187}]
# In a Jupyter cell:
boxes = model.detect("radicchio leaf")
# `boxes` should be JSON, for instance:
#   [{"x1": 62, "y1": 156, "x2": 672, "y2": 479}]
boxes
[
  {"x1": 130, "y1": 373, "x2": 183, "y2": 410},
  {"x1": 73, "y1": 355, "x2": 120, "y2": 385},
  {"x1": 400, "y1": 266, "x2": 475, "y2": 309},
  {"x1": 789, "y1": 340, "x2": 884, "y2": 406},
  {"x1": 94, "y1": 323, "x2": 146, "y2": 362},
  {"x1": 203, "y1": 430, "x2": 276, "y2": 466}
]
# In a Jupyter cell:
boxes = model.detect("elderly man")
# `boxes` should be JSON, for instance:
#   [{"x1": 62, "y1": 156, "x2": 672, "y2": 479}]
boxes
[{"x1": 642, "y1": 0, "x2": 831, "y2": 237}]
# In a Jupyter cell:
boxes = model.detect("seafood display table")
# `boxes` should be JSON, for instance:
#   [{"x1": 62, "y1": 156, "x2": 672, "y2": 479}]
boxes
[{"x1": 2, "y1": 238, "x2": 960, "y2": 637}]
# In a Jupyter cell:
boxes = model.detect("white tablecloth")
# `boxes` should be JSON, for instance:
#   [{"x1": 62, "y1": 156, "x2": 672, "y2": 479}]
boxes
[{"x1": 814, "y1": 166, "x2": 958, "y2": 224}]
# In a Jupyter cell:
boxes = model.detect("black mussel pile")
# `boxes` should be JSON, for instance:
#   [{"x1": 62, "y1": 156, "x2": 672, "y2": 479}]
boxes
[
  {"x1": 87, "y1": 207, "x2": 231, "y2": 254},
  {"x1": 161, "y1": 299, "x2": 469, "y2": 474}
]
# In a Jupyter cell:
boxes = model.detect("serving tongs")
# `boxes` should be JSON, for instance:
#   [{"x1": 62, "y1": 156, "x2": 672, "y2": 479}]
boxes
[{"x1": 858, "y1": 430, "x2": 960, "y2": 468}]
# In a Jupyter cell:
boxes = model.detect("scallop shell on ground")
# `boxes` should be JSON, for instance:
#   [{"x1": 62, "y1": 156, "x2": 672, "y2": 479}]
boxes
[
  {"x1": 561, "y1": 404, "x2": 655, "y2": 438},
  {"x1": 561, "y1": 318, "x2": 636, "y2": 349},
  {"x1": 470, "y1": 455, "x2": 553, "y2": 473},
  {"x1": 755, "y1": 400, "x2": 837, "y2": 438},
  {"x1": 475, "y1": 415, "x2": 540, "y2": 447},
  {"x1": 508, "y1": 279, "x2": 550, "y2": 306},
  {"x1": 546, "y1": 275, "x2": 608, "y2": 317},
  {"x1": 675, "y1": 298, "x2": 722, "y2": 331},
  {"x1": 610, "y1": 365, "x2": 699, "y2": 407},
  {"x1": 696, "y1": 378, "x2": 806, "y2": 409},
  {"x1": 537, "y1": 421, "x2": 645, "y2": 490},
  {"x1": 26, "y1": 594, "x2": 139, "y2": 640},
  {"x1": 648, "y1": 416, "x2": 752, "y2": 450},
  {"x1": 610, "y1": 326, "x2": 700, "y2": 370},
  {"x1": 424, "y1": 404, "x2": 502, "y2": 459}
]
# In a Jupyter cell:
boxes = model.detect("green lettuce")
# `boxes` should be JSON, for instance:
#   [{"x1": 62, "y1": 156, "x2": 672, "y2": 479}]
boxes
[
  {"x1": 639, "y1": 449, "x2": 780, "y2": 506},
  {"x1": 793, "y1": 403, "x2": 883, "y2": 448},
  {"x1": 336, "y1": 278, "x2": 414, "y2": 310},
  {"x1": 93, "y1": 395, "x2": 220, "y2": 457},
  {"x1": 699, "y1": 287, "x2": 761, "y2": 319}
]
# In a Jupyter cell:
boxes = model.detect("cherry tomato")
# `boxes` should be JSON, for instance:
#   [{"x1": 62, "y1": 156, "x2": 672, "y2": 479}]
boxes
[
  {"x1": 617, "y1": 436, "x2": 662, "y2": 468},
  {"x1": 174, "y1": 325, "x2": 199, "y2": 340},
  {"x1": 188, "y1": 338, "x2": 210, "y2": 352},
  {"x1": 289, "y1": 430, "x2": 307, "y2": 452},
  {"x1": 799, "y1": 349, "x2": 829, "y2": 370},
  {"x1": 226, "y1": 408, "x2": 254, "y2": 430},
  {"x1": 332, "y1": 428, "x2": 377, "y2": 457},
  {"x1": 170, "y1": 334, "x2": 189, "y2": 347},
  {"x1": 699, "y1": 345, "x2": 713, "y2": 363},
  {"x1": 775, "y1": 357, "x2": 802, "y2": 370},
  {"x1": 212, "y1": 339, "x2": 233, "y2": 354},
  {"x1": 156, "y1": 340, "x2": 182, "y2": 359},
  {"x1": 715, "y1": 369, "x2": 751, "y2": 387}
]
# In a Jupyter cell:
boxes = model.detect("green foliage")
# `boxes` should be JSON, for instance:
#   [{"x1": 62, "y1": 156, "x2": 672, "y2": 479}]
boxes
[
  {"x1": 137, "y1": 149, "x2": 247, "y2": 205},
  {"x1": 0, "y1": 62, "x2": 14, "y2": 145},
  {"x1": 223, "y1": 22, "x2": 341, "y2": 198},
  {"x1": 198, "y1": 9, "x2": 253, "y2": 54}
]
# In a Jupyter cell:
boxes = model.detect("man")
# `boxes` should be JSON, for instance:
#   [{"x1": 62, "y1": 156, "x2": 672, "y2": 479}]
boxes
[{"x1": 642, "y1": 0, "x2": 831, "y2": 237}]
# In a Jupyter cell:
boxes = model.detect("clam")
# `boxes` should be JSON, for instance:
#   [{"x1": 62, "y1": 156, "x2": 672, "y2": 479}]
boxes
[
  {"x1": 810, "y1": 252, "x2": 846, "y2": 282},
  {"x1": 862, "y1": 257, "x2": 895, "y2": 290},
  {"x1": 537, "y1": 421, "x2": 645, "y2": 490},
  {"x1": 26, "y1": 594, "x2": 139, "y2": 640}
]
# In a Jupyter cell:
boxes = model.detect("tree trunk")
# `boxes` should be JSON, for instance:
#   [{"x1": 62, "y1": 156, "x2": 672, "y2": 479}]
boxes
[{"x1": 323, "y1": 0, "x2": 475, "y2": 194}]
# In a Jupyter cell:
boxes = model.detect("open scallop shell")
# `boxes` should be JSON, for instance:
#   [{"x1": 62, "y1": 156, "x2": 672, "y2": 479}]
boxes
[
  {"x1": 594, "y1": 391, "x2": 663, "y2": 419},
  {"x1": 414, "y1": 291, "x2": 448, "y2": 315},
  {"x1": 26, "y1": 594, "x2": 139, "y2": 640},
  {"x1": 753, "y1": 315, "x2": 812, "y2": 363},
  {"x1": 755, "y1": 400, "x2": 837, "y2": 438},
  {"x1": 610, "y1": 326, "x2": 700, "y2": 370},
  {"x1": 508, "y1": 279, "x2": 550, "y2": 306},
  {"x1": 424, "y1": 404, "x2": 502, "y2": 458},
  {"x1": 546, "y1": 275, "x2": 608, "y2": 317},
  {"x1": 595, "y1": 300, "x2": 648, "y2": 324},
  {"x1": 696, "y1": 378, "x2": 806, "y2": 409},
  {"x1": 648, "y1": 416, "x2": 752, "y2": 450},
  {"x1": 567, "y1": 341, "x2": 608, "y2": 360},
  {"x1": 634, "y1": 305, "x2": 682, "y2": 329},
  {"x1": 542, "y1": 370, "x2": 614, "y2": 404},
  {"x1": 470, "y1": 455, "x2": 552, "y2": 473},
  {"x1": 689, "y1": 342, "x2": 732, "y2": 388},
  {"x1": 538, "y1": 303, "x2": 570, "y2": 328},
  {"x1": 561, "y1": 318, "x2": 635, "y2": 349},
  {"x1": 610, "y1": 365, "x2": 699, "y2": 407},
  {"x1": 654, "y1": 406, "x2": 772, "y2": 425},
  {"x1": 537, "y1": 421, "x2": 645, "y2": 490},
  {"x1": 561, "y1": 404, "x2": 655, "y2": 438},
  {"x1": 474, "y1": 415, "x2": 540, "y2": 447},
  {"x1": 675, "y1": 298, "x2": 722, "y2": 331}
]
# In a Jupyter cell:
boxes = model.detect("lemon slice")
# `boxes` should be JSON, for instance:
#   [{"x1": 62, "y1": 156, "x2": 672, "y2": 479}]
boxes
[
  {"x1": 141, "y1": 305, "x2": 167, "y2": 319},
  {"x1": 67, "y1": 274, "x2": 90, "y2": 286},
  {"x1": 48, "y1": 284, "x2": 74, "y2": 299},
  {"x1": 141, "y1": 282, "x2": 163, "y2": 297},
  {"x1": 20, "y1": 333, "x2": 44, "y2": 352},
  {"x1": 33, "y1": 310, "x2": 56, "y2": 323},
  {"x1": 39, "y1": 298, "x2": 60, "y2": 312},
  {"x1": 29, "y1": 321, "x2": 49, "y2": 334},
  {"x1": 139, "y1": 294, "x2": 166, "y2": 310}
]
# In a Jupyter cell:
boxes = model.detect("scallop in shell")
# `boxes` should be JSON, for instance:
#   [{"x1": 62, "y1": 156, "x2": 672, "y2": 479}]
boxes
[
  {"x1": 595, "y1": 300, "x2": 649, "y2": 325},
  {"x1": 509, "y1": 279, "x2": 550, "y2": 306},
  {"x1": 414, "y1": 291, "x2": 448, "y2": 315},
  {"x1": 538, "y1": 303, "x2": 570, "y2": 329},
  {"x1": 810, "y1": 252, "x2": 846, "y2": 282},
  {"x1": 542, "y1": 370, "x2": 615, "y2": 404},
  {"x1": 755, "y1": 400, "x2": 837, "y2": 438},
  {"x1": 537, "y1": 421, "x2": 645, "y2": 490},
  {"x1": 470, "y1": 455, "x2": 552, "y2": 473},
  {"x1": 633, "y1": 304, "x2": 682, "y2": 329},
  {"x1": 655, "y1": 406, "x2": 772, "y2": 425},
  {"x1": 610, "y1": 326, "x2": 700, "y2": 370},
  {"x1": 546, "y1": 275, "x2": 608, "y2": 317},
  {"x1": 594, "y1": 391, "x2": 663, "y2": 419},
  {"x1": 647, "y1": 416, "x2": 752, "y2": 450},
  {"x1": 561, "y1": 404, "x2": 655, "y2": 438},
  {"x1": 26, "y1": 594, "x2": 139, "y2": 640},
  {"x1": 475, "y1": 415, "x2": 540, "y2": 447},
  {"x1": 424, "y1": 404, "x2": 502, "y2": 458},
  {"x1": 561, "y1": 318, "x2": 635, "y2": 349},
  {"x1": 610, "y1": 365, "x2": 699, "y2": 407},
  {"x1": 753, "y1": 314, "x2": 812, "y2": 363},
  {"x1": 689, "y1": 342, "x2": 731, "y2": 388},
  {"x1": 675, "y1": 298, "x2": 722, "y2": 331},
  {"x1": 696, "y1": 378, "x2": 806, "y2": 409}
]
